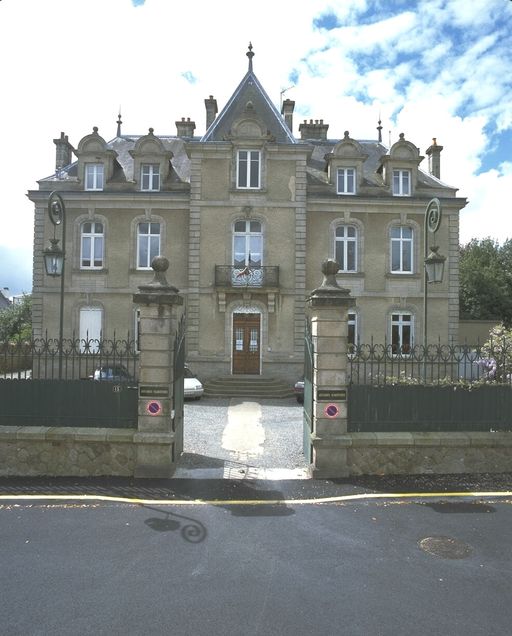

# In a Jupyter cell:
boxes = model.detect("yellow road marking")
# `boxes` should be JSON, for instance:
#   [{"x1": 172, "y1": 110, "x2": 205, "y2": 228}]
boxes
[{"x1": 0, "y1": 491, "x2": 511, "y2": 506}]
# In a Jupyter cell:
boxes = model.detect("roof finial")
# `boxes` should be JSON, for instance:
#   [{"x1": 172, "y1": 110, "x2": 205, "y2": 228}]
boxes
[
  {"x1": 377, "y1": 114, "x2": 382, "y2": 143},
  {"x1": 116, "y1": 108, "x2": 122, "y2": 137},
  {"x1": 246, "y1": 42, "x2": 254, "y2": 72}
]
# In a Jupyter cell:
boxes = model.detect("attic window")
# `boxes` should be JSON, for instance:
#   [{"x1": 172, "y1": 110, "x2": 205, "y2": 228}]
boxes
[{"x1": 85, "y1": 163, "x2": 104, "y2": 191}]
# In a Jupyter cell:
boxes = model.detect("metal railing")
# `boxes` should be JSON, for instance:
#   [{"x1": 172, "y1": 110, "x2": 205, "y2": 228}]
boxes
[
  {"x1": 0, "y1": 334, "x2": 139, "y2": 381},
  {"x1": 348, "y1": 341, "x2": 512, "y2": 386},
  {"x1": 214, "y1": 265, "x2": 279, "y2": 288}
]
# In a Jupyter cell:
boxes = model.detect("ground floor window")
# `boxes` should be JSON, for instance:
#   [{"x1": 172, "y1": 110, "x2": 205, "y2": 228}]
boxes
[
  {"x1": 79, "y1": 306, "x2": 103, "y2": 352},
  {"x1": 391, "y1": 312, "x2": 413, "y2": 354}
]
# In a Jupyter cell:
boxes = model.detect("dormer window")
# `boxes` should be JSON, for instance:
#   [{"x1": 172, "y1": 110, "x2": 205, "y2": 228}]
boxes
[
  {"x1": 337, "y1": 167, "x2": 356, "y2": 194},
  {"x1": 392, "y1": 169, "x2": 411, "y2": 196},
  {"x1": 85, "y1": 163, "x2": 104, "y2": 191},
  {"x1": 141, "y1": 164, "x2": 160, "y2": 191},
  {"x1": 237, "y1": 150, "x2": 260, "y2": 189}
]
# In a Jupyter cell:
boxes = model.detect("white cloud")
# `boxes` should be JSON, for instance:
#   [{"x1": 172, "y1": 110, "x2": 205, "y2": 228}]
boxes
[{"x1": 0, "y1": 0, "x2": 511, "y2": 295}]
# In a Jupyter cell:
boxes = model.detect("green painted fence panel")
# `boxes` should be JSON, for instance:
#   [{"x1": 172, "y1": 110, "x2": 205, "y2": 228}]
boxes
[
  {"x1": 348, "y1": 385, "x2": 512, "y2": 432},
  {"x1": 0, "y1": 380, "x2": 138, "y2": 428}
]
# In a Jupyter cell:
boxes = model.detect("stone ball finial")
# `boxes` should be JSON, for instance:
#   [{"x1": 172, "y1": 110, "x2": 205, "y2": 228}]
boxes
[
  {"x1": 320, "y1": 258, "x2": 341, "y2": 288},
  {"x1": 93, "y1": 126, "x2": 99, "y2": 134},
  {"x1": 151, "y1": 255, "x2": 169, "y2": 272}
]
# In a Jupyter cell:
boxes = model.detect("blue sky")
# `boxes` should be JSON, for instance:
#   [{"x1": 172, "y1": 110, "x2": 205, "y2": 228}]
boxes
[{"x1": 0, "y1": 0, "x2": 511, "y2": 296}]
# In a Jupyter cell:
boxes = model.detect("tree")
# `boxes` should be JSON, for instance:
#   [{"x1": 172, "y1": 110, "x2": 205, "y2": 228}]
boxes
[
  {"x1": 0, "y1": 294, "x2": 32, "y2": 341},
  {"x1": 459, "y1": 239, "x2": 512, "y2": 326}
]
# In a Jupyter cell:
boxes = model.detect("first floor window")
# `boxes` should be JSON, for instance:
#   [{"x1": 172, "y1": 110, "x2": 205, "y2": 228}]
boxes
[
  {"x1": 391, "y1": 226, "x2": 413, "y2": 273},
  {"x1": 237, "y1": 150, "x2": 260, "y2": 189},
  {"x1": 79, "y1": 306, "x2": 102, "y2": 353},
  {"x1": 137, "y1": 222, "x2": 161, "y2": 269},
  {"x1": 337, "y1": 167, "x2": 356, "y2": 194},
  {"x1": 391, "y1": 313, "x2": 413, "y2": 354},
  {"x1": 393, "y1": 169, "x2": 411, "y2": 196},
  {"x1": 141, "y1": 164, "x2": 160, "y2": 191},
  {"x1": 80, "y1": 221, "x2": 104, "y2": 269},
  {"x1": 85, "y1": 163, "x2": 104, "y2": 191},
  {"x1": 335, "y1": 225, "x2": 357, "y2": 272}
]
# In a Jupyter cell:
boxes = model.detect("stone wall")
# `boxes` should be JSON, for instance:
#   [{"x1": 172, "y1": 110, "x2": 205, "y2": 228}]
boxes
[
  {"x1": 0, "y1": 427, "x2": 173, "y2": 477},
  {"x1": 312, "y1": 431, "x2": 512, "y2": 478}
]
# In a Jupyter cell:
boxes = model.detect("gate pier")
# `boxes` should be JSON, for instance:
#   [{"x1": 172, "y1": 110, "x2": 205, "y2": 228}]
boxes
[
  {"x1": 305, "y1": 259, "x2": 355, "y2": 478},
  {"x1": 132, "y1": 256, "x2": 184, "y2": 478}
]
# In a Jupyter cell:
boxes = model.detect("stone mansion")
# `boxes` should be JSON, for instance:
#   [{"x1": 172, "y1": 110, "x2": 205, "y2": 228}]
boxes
[{"x1": 29, "y1": 46, "x2": 467, "y2": 381}]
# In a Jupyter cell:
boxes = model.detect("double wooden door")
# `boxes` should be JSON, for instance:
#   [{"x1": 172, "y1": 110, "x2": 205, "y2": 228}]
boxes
[{"x1": 232, "y1": 313, "x2": 261, "y2": 375}]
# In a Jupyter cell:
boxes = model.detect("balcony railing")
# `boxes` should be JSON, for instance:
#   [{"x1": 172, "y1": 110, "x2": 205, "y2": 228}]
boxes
[{"x1": 215, "y1": 265, "x2": 279, "y2": 288}]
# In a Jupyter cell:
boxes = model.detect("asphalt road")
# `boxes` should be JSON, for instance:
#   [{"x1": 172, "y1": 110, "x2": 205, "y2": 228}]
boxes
[{"x1": 1, "y1": 490, "x2": 511, "y2": 636}]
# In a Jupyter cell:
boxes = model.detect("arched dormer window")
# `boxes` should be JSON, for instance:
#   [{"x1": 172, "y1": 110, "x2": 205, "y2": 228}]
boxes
[
  {"x1": 129, "y1": 129, "x2": 172, "y2": 192},
  {"x1": 75, "y1": 127, "x2": 118, "y2": 191}
]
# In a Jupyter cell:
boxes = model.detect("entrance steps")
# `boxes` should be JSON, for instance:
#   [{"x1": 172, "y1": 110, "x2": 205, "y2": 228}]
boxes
[{"x1": 203, "y1": 376, "x2": 294, "y2": 399}]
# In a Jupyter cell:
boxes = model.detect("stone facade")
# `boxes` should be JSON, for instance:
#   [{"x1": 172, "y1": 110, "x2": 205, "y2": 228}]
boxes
[{"x1": 28, "y1": 46, "x2": 467, "y2": 382}]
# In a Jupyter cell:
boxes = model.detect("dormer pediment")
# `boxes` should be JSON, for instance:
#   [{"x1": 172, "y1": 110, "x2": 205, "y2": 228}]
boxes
[
  {"x1": 75, "y1": 127, "x2": 118, "y2": 187},
  {"x1": 325, "y1": 131, "x2": 368, "y2": 190}
]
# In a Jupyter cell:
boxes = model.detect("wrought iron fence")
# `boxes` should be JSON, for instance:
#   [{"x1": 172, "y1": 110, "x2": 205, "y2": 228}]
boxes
[
  {"x1": 348, "y1": 341, "x2": 512, "y2": 386},
  {"x1": 0, "y1": 334, "x2": 139, "y2": 381}
]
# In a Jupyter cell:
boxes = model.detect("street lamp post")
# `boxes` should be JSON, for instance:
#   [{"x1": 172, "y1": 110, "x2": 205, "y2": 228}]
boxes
[
  {"x1": 423, "y1": 198, "x2": 446, "y2": 369},
  {"x1": 42, "y1": 191, "x2": 66, "y2": 379}
]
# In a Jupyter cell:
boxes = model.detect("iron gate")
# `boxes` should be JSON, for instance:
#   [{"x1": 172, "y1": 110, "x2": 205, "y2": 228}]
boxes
[
  {"x1": 303, "y1": 319, "x2": 314, "y2": 463},
  {"x1": 172, "y1": 314, "x2": 186, "y2": 458}
]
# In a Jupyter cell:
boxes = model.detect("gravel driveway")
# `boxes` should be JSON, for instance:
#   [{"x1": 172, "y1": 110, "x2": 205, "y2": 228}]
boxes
[{"x1": 175, "y1": 397, "x2": 310, "y2": 479}]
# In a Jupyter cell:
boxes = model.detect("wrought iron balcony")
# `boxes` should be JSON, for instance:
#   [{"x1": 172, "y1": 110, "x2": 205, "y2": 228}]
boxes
[{"x1": 215, "y1": 265, "x2": 279, "y2": 289}]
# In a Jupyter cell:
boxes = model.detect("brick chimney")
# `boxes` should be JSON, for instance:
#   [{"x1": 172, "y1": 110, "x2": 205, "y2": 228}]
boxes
[
  {"x1": 175, "y1": 117, "x2": 196, "y2": 138},
  {"x1": 53, "y1": 132, "x2": 74, "y2": 170},
  {"x1": 299, "y1": 119, "x2": 329, "y2": 140},
  {"x1": 281, "y1": 99, "x2": 295, "y2": 133},
  {"x1": 425, "y1": 138, "x2": 443, "y2": 179},
  {"x1": 204, "y1": 95, "x2": 218, "y2": 131}
]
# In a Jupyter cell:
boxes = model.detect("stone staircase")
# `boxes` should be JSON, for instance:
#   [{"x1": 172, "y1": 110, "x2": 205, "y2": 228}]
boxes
[{"x1": 203, "y1": 375, "x2": 295, "y2": 399}]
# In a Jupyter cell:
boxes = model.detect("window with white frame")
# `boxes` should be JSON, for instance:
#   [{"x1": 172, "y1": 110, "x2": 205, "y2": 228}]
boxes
[
  {"x1": 233, "y1": 220, "x2": 262, "y2": 268},
  {"x1": 79, "y1": 306, "x2": 103, "y2": 353},
  {"x1": 335, "y1": 225, "x2": 357, "y2": 272},
  {"x1": 337, "y1": 167, "x2": 356, "y2": 194},
  {"x1": 141, "y1": 164, "x2": 160, "y2": 191},
  {"x1": 80, "y1": 221, "x2": 104, "y2": 269},
  {"x1": 85, "y1": 163, "x2": 104, "y2": 191},
  {"x1": 390, "y1": 226, "x2": 413, "y2": 273},
  {"x1": 237, "y1": 150, "x2": 260, "y2": 189},
  {"x1": 137, "y1": 222, "x2": 161, "y2": 269},
  {"x1": 391, "y1": 312, "x2": 413, "y2": 354},
  {"x1": 392, "y1": 169, "x2": 411, "y2": 196}
]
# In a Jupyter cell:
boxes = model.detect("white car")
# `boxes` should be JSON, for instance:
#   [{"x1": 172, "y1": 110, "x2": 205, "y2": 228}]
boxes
[{"x1": 184, "y1": 366, "x2": 204, "y2": 399}]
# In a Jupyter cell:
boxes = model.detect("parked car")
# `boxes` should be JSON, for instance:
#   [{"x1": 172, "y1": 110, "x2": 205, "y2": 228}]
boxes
[
  {"x1": 91, "y1": 365, "x2": 135, "y2": 383},
  {"x1": 294, "y1": 377, "x2": 304, "y2": 403},
  {"x1": 184, "y1": 365, "x2": 204, "y2": 399}
]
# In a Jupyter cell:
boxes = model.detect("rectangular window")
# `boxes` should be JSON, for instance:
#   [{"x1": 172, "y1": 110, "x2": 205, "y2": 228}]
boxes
[
  {"x1": 81, "y1": 221, "x2": 104, "y2": 269},
  {"x1": 391, "y1": 313, "x2": 413, "y2": 354},
  {"x1": 141, "y1": 164, "x2": 160, "y2": 191},
  {"x1": 79, "y1": 306, "x2": 103, "y2": 353},
  {"x1": 237, "y1": 150, "x2": 260, "y2": 189},
  {"x1": 137, "y1": 222, "x2": 161, "y2": 269},
  {"x1": 337, "y1": 168, "x2": 356, "y2": 194},
  {"x1": 392, "y1": 169, "x2": 411, "y2": 196},
  {"x1": 85, "y1": 163, "x2": 104, "y2": 191},
  {"x1": 391, "y1": 226, "x2": 413, "y2": 273},
  {"x1": 335, "y1": 225, "x2": 357, "y2": 272}
]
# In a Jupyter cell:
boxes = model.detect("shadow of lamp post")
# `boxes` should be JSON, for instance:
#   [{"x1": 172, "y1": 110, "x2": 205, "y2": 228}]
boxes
[
  {"x1": 423, "y1": 197, "x2": 446, "y2": 376},
  {"x1": 42, "y1": 191, "x2": 66, "y2": 379}
]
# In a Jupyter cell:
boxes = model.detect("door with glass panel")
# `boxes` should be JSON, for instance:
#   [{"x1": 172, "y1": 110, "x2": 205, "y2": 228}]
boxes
[{"x1": 232, "y1": 313, "x2": 261, "y2": 374}]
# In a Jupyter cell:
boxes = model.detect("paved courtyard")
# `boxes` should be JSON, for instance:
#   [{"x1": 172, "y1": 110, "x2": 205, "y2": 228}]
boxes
[{"x1": 175, "y1": 397, "x2": 310, "y2": 479}]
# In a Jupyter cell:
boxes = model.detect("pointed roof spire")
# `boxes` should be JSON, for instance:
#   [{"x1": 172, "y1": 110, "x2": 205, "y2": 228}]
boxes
[
  {"x1": 246, "y1": 42, "x2": 254, "y2": 72},
  {"x1": 377, "y1": 115, "x2": 382, "y2": 143},
  {"x1": 117, "y1": 109, "x2": 122, "y2": 137}
]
